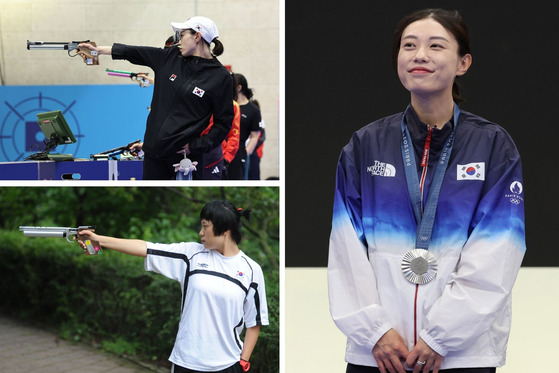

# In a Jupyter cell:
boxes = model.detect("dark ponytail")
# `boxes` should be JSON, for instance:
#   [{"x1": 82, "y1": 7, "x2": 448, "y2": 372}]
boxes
[
  {"x1": 233, "y1": 73, "x2": 254, "y2": 100},
  {"x1": 211, "y1": 38, "x2": 224, "y2": 56},
  {"x1": 238, "y1": 207, "x2": 251, "y2": 222}
]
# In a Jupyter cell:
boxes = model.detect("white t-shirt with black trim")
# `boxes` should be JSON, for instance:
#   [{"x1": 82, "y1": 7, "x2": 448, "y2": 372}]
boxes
[{"x1": 144, "y1": 241, "x2": 269, "y2": 371}]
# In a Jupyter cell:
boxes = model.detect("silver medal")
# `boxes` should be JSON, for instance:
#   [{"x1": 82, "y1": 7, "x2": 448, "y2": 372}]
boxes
[{"x1": 401, "y1": 249, "x2": 438, "y2": 284}]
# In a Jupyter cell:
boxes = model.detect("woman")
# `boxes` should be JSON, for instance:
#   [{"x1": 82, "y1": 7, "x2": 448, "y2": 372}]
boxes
[
  {"x1": 247, "y1": 100, "x2": 266, "y2": 181},
  {"x1": 328, "y1": 9, "x2": 525, "y2": 373},
  {"x1": 200, "y1": 72, "x2": 242, "y2": 180},
  {"x1": 78, "y1": 200, "x2": 269, "y2": 373},
  {"x1": 78, "y1": 16, "x2": 234, "y2": 180},
  {"x1": 227, "y1": 74, "x2": 262, "y2": 180}
]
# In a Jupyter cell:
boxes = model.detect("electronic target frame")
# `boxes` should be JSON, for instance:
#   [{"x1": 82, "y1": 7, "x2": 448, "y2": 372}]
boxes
[{"x1": 1, "y1": 92, "x2": 84, "y2": 161}]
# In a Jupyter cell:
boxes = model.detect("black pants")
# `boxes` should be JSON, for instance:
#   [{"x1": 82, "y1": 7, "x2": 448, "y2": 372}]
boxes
[
  {"x1": 247, "y1": 153, "x2": 261, "y2": 180},
  {"x1": 197, "y1": 146, "x2": 223, "y2": 180},
  {"x1": 142, "y1": 153, "x2": 184, "y2": 180},
  {"x1": 346, "y1": 364, "x2": 496, "y2": 373},
  {"x1": 227, "y1": 150, "x2": 246, "y2": 180},
  {"x1": 173, "y1": 362, "x2": 242, "y2": 373}
]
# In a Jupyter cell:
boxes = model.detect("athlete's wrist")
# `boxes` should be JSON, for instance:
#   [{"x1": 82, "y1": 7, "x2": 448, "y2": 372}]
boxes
[{"x1": 239, "y1": 358, "x2": 250, "y2": 371}]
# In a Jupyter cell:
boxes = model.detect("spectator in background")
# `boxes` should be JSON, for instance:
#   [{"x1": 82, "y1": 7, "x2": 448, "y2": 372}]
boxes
[
  {"x1": 222, "y1": 73, "x2": 242, "y2": 179},
  {"x1": 248, "y1": 100, "x2": 266, "y2": 180},
  {"x1": 200, "y1": 72, "x2": 241, "y2": 179},
  {"x1": 228, "y1": 73, "x2": 262, "y2": 180}
]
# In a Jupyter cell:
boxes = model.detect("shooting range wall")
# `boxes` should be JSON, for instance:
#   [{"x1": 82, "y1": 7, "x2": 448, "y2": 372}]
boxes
[
  {"x1": 0, "y1": 0, "x2": 279, "y2": 179},
  {"x1": 0, "y1": 85, "x2": 151, "y2": 161}
]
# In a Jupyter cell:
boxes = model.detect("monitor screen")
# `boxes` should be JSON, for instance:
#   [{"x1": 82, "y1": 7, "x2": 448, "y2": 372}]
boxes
[{"x1": 36, "y1": 110, "x2": 76, "y2": 146}]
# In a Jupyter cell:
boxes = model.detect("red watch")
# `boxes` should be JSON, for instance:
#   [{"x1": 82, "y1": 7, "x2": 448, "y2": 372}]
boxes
[{"x1": 239, "y1": 359, "x2": 250, "y2": 372}]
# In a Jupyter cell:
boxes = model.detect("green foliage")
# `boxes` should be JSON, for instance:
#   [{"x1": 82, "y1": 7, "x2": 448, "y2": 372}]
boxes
[
  {"x1": 0, "y1": 187, "x2": 279, "y2": 372},
  {"x1": 101, "y1": 338, "x2": 141, "y2": 356}
]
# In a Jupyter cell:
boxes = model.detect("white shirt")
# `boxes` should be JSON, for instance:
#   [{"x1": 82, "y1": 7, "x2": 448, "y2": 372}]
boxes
[{"x1": 145, "y1": 242, "x2": 269, "y2": 371}]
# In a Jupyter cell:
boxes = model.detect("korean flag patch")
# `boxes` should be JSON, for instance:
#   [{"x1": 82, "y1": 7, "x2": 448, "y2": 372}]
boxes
[
  {"x1": 457, "y1": 162, "x2": 485, "y2": 180},
  {"x1": 192, "y1": 87, "x2": 205, "y2": 97}
]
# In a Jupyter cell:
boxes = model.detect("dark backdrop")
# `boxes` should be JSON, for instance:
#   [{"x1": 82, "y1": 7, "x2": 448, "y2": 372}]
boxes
[{"x1": 286, "y1": 1, "x2": 557, "y2": 266}]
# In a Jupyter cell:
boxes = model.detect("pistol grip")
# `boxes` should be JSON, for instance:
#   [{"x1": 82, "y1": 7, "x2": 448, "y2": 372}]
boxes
[
  {"x1": 77, "y1": 41, "x2": 99, "y2": 66},
  {"x1": 77, "y1": 235, "x2": 102, "y2": 255}
]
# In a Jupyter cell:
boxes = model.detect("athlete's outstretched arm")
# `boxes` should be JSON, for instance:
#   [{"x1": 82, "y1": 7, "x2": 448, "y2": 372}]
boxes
[
  {"x1": 77, "y1": 229, "x2": 147, "y2": 257},
  {"x1": 77, "y1": 43, "x2": 112, "y2": 55}
]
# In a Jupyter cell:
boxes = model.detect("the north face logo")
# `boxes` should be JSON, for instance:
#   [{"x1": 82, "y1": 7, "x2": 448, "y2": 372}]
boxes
[{"x1": 367, "y1": 161, "x2": 396, "y2": 177}]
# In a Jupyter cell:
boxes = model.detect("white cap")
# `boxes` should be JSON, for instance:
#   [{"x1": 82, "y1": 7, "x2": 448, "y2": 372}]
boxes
[{"x1": 171, "y1": 16, "x2": 219, "y2": 44}]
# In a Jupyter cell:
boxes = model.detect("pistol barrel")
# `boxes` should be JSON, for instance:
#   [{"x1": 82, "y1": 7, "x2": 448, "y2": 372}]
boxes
[
  {"x1": 27, "y1": 40, "x2": 89, "y2": 51},
  {"x1": 107, "y1": 72, "x2": 132, "y2": 77},
  {"x1": 19, "y1": 226, "x2": 71, "y2": 238},
  {"x1": 23, "y1": 230, "x2": 67, "y2": 238},
  {"x1": 27, "y1": 41, "x2": 70, "y2": 50}
]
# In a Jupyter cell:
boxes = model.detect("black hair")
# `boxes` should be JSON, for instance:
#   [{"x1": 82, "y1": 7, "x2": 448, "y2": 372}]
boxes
[
  {"x1": 165, "y1": 35, "x2": 175, "y2": 48},
  {"x1": 176, "y1": 29, "x2": 224, "y2": 56},
  {"x1": 200, "y1": 200, "x2": 251, "y2": 244},
  {"x1": 231, "y1": 72, "x2": 239, "y2": 101},
  {"x1": 392, "y1": 8, "x2": 471, "y2": 103},
  {"x1": 211, "y1": 38, "x2": 224, "y2": 56},
  {"x1": 233, "y1": 73, "x2": 254, "y2": 100}
]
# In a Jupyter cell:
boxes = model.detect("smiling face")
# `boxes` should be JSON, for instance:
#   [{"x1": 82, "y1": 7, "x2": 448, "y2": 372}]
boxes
[{"x1": 397, "y1": 18, "x2": 471, "y2": 101}]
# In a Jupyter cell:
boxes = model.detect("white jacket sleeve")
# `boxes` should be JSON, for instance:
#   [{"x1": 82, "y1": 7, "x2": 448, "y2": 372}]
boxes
[
  {"x1": 328, "y1": 141, "x2": 393, "y2": 351},
  {"x1": 420, "y1": 133, "x2": 526, "y2": 356}
]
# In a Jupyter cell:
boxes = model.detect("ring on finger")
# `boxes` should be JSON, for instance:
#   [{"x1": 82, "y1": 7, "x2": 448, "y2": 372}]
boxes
[{"x1": 417, "y1": 360, "x2": 427, "y2": 366}]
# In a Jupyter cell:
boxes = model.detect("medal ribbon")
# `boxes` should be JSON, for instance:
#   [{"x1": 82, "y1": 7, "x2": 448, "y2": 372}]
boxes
[
  {"x1": 400, "y1": 103, "x2": 460, "y2": 250},
  {"x1": 419, "y1": 127, "x2": 433, "y2": 210}
]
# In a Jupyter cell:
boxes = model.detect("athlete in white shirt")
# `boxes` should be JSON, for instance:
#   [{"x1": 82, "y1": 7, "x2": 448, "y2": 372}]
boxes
[{"x1": 77, "y1": 200, "x2": 269, "y2": 373}]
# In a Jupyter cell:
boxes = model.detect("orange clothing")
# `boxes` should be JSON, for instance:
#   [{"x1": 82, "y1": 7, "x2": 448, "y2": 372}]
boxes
[
  {"x1": 201, "y1": 101, "x2": 241, "y2": 163},
  {"x1": 256, "y1": 134, "x2": 264, "y2": 158}
]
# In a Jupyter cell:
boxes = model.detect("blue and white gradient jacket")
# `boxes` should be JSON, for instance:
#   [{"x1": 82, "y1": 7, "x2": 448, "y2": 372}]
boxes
[{"x1": 328, "y1": 106, "x2": 526, "y2": 369}]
